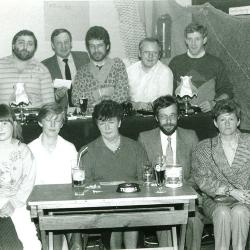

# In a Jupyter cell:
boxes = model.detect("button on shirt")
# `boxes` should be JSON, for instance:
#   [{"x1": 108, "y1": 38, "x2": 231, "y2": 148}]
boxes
[
  {"x1": 160, "y1": 130, "x2": 177, "y2": 164},
  {"x1": 57, "y1": 54, "x2": 77, "y2": 80}
]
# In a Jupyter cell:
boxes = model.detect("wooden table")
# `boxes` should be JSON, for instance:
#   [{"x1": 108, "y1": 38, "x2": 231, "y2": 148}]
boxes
[{"x1": 28, "y1": 183, "x2": 197, "y2": 250}]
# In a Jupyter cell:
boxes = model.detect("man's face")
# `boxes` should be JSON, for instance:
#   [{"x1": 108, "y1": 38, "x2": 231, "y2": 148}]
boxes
[
  {"x1": 52, "y1": 32, "x2": 72, "y2": 59},
  {"x1": 157, "y1": 104, "x2": 178, "y2": 135},
  {"x1": 139, "y1": 41, "x2": 160, "y2": 69},
  {"x1": 185, "y1": 31, "x2": 207, "y2": 56},
  {"x1": 12, "y1": 35, "x2": 36, "y2": 61},
  {"x1": 88, "y1": 39, "x2": 109, "y2": 62}
]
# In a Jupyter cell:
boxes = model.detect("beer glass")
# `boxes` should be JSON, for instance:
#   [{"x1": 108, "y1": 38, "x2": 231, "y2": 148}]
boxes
[
  {"x1": 72, "y1": 167, "x2": 85, "y2": 196},
  {"x1": 154, "y1": 155, "x2": 166, "y2": 193}
]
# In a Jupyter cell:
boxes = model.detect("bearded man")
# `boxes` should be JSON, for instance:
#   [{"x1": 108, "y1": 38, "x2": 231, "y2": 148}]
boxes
[
  {"x1": 0, "y1": 30, "x2": 54, "y2": 107},
  {"x1": 72, "y1": 26, "x2": 129, "y2": 113},
  {"x1": 138, "y1": 95, "x2": 203, "y2": 250}
]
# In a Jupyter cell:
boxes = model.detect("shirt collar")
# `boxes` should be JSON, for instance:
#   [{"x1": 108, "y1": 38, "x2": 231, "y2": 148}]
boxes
[{"x1": 56, "y1": 53, "x2": 73, "y2": 63}]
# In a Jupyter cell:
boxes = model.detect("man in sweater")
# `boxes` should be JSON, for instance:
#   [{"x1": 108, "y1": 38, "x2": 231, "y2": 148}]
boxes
[
  {"x1": 0, "y1": 30, "x2": 54, "y2": 108},
  {"x1": 42, "y1": 28, "x2": 89, "y2": 109},
  {"x1": 169, "y1": 22, "x2": 233, "y2": 113},
  {"x1": 72, "y1": 26, "x2": 129, "y2": 114}
]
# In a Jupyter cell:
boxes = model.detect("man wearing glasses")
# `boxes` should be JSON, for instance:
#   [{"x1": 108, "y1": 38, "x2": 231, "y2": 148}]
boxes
[
  {"x1": 138, "y1": 95, "x2": 202, "y2": 250},
  {"x1": 72, "y1": 26, "x2": 129, "y2": 113},
  {"x1": 127, "y1": 38, "x2": 173, "y2": 111}
]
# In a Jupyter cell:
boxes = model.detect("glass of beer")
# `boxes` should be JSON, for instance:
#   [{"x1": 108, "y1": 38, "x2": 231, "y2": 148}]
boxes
[
  {"x1": 72, "y1": 167, "x2": 85, "y2": 196},
  {"x1": 154, "y1": 155, "x2": 166, "y2": 193},
  {"x1": 79, "y1": 98, "x2": 88, "y2": 117}
]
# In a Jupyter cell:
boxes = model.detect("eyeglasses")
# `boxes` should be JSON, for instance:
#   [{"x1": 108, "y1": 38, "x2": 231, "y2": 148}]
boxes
[
  {"x1": 158, "y1": 114, "x2": 178, "y2": 121},
  {"x1": 142, "y1": 51, "x2": 159, "y2": 57}
]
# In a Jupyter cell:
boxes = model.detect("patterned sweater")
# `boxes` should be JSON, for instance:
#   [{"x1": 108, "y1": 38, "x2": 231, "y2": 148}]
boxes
[
  {"x1": 72, "y1": 57, "x2": 129, "y2": 113},
  {"x1": 0, "y1": 140, "x2": 36, "y2": 212}
]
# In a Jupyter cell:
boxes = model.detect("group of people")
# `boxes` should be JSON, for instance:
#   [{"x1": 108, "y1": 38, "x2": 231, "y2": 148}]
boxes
[{"x1": 0, "y1": 20, "x2": 245, "y2": 250}]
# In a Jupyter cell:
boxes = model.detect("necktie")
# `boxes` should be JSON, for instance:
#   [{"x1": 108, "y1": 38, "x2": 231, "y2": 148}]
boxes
[
  {"x1": 63, "y1": 58, "x2": 73, "y2": 107},
  {"x1": 166, "y1": 136, "x2": 173, "y2": 164}
]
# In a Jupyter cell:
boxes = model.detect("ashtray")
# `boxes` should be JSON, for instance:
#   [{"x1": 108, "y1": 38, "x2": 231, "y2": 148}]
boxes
[{"x1": 116, "y1": 183, "x2": 140, "y2": 193}]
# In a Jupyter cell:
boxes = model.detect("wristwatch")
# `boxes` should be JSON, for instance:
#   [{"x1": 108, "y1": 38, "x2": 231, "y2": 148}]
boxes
[{"x1": 225, "y1": 186, "x2": 234, "y2": 196}]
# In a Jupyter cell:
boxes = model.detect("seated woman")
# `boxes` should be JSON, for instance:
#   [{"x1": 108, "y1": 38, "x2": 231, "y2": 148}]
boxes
[
  {"x1": 79, "y1": 100, "x2": 148, "y2": 249},
  {"x1": 0, "y1": 104, "x2": 40, "y2": 250},
  {"x1": 28, "y1": 102, "x2": 81, "y2": 250},
  {"x1": 192, "y1": 99, "x2": 250, "y2": 250}
]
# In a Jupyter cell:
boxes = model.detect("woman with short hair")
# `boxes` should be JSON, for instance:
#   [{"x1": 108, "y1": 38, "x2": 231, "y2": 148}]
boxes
[
  {"x1": 192, "y1": 99, "x2": 250, "y2": 250},
  {"x1": 79, "y1": 100, "x2": 148, "y2": 249}
]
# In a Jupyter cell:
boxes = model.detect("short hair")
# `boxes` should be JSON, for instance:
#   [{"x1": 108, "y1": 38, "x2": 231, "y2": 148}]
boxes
[
  {"x1": 184, "y1": 23, "x2": 208, "y2": 38},
  {"x1": 138, "y1": 37, "x2": 162, "y2": 59},
  {"x1": 92, "y1": 100, "x2": 124, "y2": 124},
  {"x1": 85, "y1": 26, "x2": 111, "y2": 53},
  {"x1": 212, "y1": 99, "x2": 241, "y2": 121},
  {"x1": 51, "y1": 28, "x2": 72, "y2": 43},
  {"x1": 12, "y1": 30, "x2": 38, "y2": 50},
  {"x1": 153, "y1": 95, "x2": 178, "y2": 117},
  {"x1": 0, "y1": 104, "x2": 22, "y2": 140},
  {"x1": 38, "y1": 102, "x2": 65, "y2": 123}
]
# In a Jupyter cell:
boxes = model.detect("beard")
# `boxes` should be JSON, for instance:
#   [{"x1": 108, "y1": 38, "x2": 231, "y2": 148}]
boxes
[
  {"x1": 159, "y1": 123, "x2": 178, "y2": 136},
  {"x1": 13, "y1": 47, "x2": 35, "y2": 61},
  {"x1": 89, "y1": 50, "x2": 108, "y2": 62}
]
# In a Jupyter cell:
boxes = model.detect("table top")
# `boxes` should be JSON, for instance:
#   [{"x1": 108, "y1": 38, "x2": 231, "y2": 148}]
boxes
[{"x1": 28, "y1": 183, "x2": 197, "y2": 210}]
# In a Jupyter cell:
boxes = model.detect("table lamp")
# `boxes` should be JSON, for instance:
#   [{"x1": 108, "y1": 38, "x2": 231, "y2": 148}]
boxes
[
  {"x1": 10, "y1": 83, "x2": 30, "y2": 124},
  {"x1": 175, "y1": 76, "x2": 198, "y2": 116}
]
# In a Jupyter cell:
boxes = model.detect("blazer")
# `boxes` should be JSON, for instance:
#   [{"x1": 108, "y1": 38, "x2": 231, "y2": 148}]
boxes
[
  {"x1": 42, "y1": 51, "x2": 89, "y2": 107},
  {"x1": 138, "y1": 127, "x2": 199, "y2": 185}
]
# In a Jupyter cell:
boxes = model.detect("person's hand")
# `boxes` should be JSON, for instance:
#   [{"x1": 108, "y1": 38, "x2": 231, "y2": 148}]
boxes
[
  {"x1": 0, "y1": 201, "x2": 15, "y2": 217},
  {"x1": 199, "y1": 100, "x2": 215, "y2": 113},
  {"x1": 55, "y1": 87, "x2": 68, "y2": 101},
  {"x1": 230, "y1": 189, "x2": 247, "y2": 203}
]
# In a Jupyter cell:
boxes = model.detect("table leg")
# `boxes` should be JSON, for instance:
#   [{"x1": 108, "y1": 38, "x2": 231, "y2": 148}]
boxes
[
  {"x1": 179, "y1": 204, "x2": 189, "y2": 250},
  {"x1": 48, "y1": 212, "x2": 54, "y2": 250},
  {"x1": 170, "y1": 207, "x2": 178, "y2": 250}
]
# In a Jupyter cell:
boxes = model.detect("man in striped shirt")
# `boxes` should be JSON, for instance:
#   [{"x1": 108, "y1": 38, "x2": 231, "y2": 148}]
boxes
[{"x1": 0, "y1": 30, "x2": 55, "y2": 108}]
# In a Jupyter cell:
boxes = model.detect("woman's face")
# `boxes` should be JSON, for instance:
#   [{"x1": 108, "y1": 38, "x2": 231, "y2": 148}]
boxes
[
  {"x1": 97, "y1": 117, "x2": 121, "y2": 141},
  {"x1": 0, "y1": 120, "x2": 13, "y2": 141},
  {"x1": 39, "y1": 113, "x2": 64, "y2": 137},
  {"x1": 214, "y1": 112, "x2": 240, "y2": 136}
]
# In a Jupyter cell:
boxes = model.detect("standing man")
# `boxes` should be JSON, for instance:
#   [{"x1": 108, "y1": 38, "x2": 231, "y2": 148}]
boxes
[
  {"x1": 42, "y1": 28, "x2": 89, "y2": 109},
  {"x1": 138, "y1": 95, "x2": 203, "y2": 250},
  {"x1": 72, "y1": 26, "x2": 129, "y2": 113},
  {"x1": 169, "y1": 23, "x2": 233, "y2": 113},
  {"x1": 127, "y1": 37, "x2": 173, "y2": 110},
  {"x1": 0, "y1": 30, "x2": 54, "y2": 107}
]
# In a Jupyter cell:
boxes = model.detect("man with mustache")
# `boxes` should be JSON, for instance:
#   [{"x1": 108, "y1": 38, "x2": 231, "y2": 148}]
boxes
[
  {"x1": 138, "y1": 95, "x2": 203, "y2": 250},
  {"x1": 72, "y1": 26, "x2": 129, "y2": 113},
  {"x1": 0, "y1": 30, "x2": 54, "y2": 107}
]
